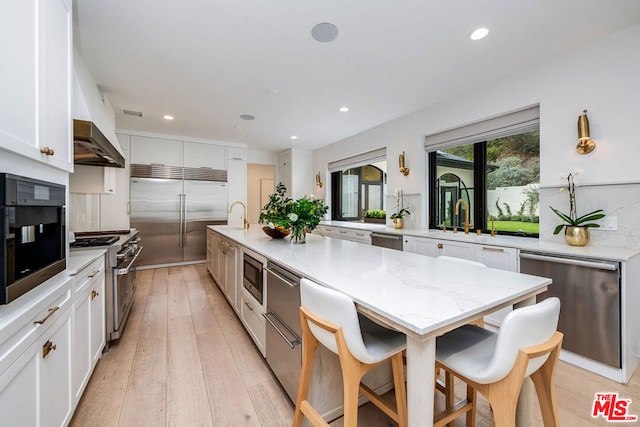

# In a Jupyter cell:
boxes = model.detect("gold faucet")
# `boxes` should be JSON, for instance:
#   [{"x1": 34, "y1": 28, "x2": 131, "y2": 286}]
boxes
[
  {"x1": 489, "y1": 215, "x2": 496, "y2": 237},
  {"x1": 229, "y1": 201, "x2": 249, "y2": 229},
  {"x1": 455, "y1": 199, "x2": 472, "y2": 234}
]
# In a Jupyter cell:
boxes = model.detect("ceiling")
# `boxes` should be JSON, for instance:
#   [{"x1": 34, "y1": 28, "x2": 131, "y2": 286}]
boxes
[{"x1": 73, "y1": 1, "x2": 640, "y2": 153}]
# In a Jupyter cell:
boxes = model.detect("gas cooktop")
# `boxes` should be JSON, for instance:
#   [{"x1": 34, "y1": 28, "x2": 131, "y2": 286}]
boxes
[{"x1": 70, "y1": 236, "x2": 120, "y2": 247}]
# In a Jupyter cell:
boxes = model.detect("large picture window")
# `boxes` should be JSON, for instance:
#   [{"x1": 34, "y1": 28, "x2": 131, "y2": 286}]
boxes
[
  {"x1": 331, "y1": 163, "x2": 386, "y2": 221},
  {"x1": 328, "y1": 148, "x2": 387, "y2": 222},
  {"x1": 426, "y1": 107, "x2": 540, "y2": 237}
]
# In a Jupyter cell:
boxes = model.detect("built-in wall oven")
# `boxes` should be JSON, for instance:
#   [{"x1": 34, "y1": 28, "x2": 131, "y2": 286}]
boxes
[
  {"x1": 1, "y1": 173, "x2": 66, "y2": 304},
  {"x1": 243, "y1": 252, "x2": 264, "y2": 304}
]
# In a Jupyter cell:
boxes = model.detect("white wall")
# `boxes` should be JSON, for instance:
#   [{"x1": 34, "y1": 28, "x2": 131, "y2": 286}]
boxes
[{"x1": 313, "y1": 23, "x2": 640, "y2": 247}]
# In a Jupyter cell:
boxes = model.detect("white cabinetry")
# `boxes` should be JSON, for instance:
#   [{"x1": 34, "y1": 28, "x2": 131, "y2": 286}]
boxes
[
  {"x1": 100, "y1": 133, "x2": 131, "y2": 230},
  {"x1": 129, "y1": 136, "x2": 228, "y2": 170},
  {"x1": 69, "y1": 165, "x2": 117, "y2": 195},
  {"x1": 207, "y1": 228, "x2": 219, "y2": 282},
  {"x1": 0, "y1": 0, "x2": 72, "y2": 171},
  {"x1": 183, "y1": 141, "x2": 226, "y2": 169},
  {"x1": 277, "y1": 148, "x2": 313, "y2": 198},
  {"x1": 315, "y1": 225, "x2": 372, "y2": 244},
  {"x1": 403, "y1": 235, "x2": 475, "y2": 260},
  {"x1": 240, "y1": 287, "x2": 266, "y2": 357},
  {"x1": 475, "y1": 245, "x2": 518, "y2": 327},
  {"x1": 71, "y1": 256, "x2": 106, "y2": 404},
  {"x1": 214, "y1": 235, "x2": 239, "y2": 313},
  {"x1": 0, "y1": 276, "x2": 74, "y2": 427}
]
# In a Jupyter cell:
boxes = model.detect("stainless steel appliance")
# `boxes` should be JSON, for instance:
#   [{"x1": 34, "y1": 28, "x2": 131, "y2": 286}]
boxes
[
  {"x1": 1, "y1": 173, "x2": 66, "y2": 304},
  {"x1": 130, "y1": 164, "x2": 227, "y2": 266},
  {"x1": 370, "y1": 232, "x2": 403, "y2": 250},
  {"x1": 243, "y1": 252, "x2": 265, "y2": 304},
  {"x1": 263, "y1": 262, "x2": 302, "y2": 402},
  {"x1": 520, "y1": 251, "x2": 621, "y2": 368},
  {"x1": 71, "y1": 230, "x2": 143, "y2": 345}
]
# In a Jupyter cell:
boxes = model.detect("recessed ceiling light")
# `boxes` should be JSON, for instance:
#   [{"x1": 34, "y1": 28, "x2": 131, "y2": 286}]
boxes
[
  {"x1": 290, "y1": 135, "x2": 298, "y2": 140},
  {"x1": 311, "y1": 23, "x2": 339, "y2": 43},
  {"x1": 470, "y1": 27, "x2": 489, "y2": 41},
  {"x1": 240, "y1": 114, "x2": 255, "y2": 120},
  {"x1": 163, "y1": 115, "x2": 174, "y2": 120},
  {"x1": 339, "y1": 106, "x2": 349, "y2": 112}
]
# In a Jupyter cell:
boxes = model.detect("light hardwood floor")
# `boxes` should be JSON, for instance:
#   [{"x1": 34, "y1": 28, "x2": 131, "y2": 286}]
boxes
[{"x1": 70, "y1": 264, "x2": 640, "y2": 426}]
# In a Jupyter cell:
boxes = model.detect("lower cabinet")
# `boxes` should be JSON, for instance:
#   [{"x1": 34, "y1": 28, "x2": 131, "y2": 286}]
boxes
[
  {"x1": 240, "y1": 288, "x2": 266, "y2": 357},
  {"x1": 315, "y1": 225, "x2": 372, "y2": 244},
  {"x1": 72, "y1": 256, "x2": 106, "y2": 404},
  {"x1": 206, "y1": 228, "x2": 219, "y2": 283},
  {"x1": 0, "y1": 292, "x2": 73, "y2": 427},
  {"x1": 0, "y1": 253, "x2": 106, "y2": 427},
  {"x1": 403, "y1": 235, "x2": 475, "y2": 259}
]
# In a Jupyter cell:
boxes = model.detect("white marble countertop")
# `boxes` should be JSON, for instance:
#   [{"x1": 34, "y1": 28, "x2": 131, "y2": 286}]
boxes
[
  {"x1": 210, "y1": 225, "x2": 550, "y2": 337},
  {"x1": 67, "y1": 249, "x2": 106, "y2": 275},
  {"x1": 319, "y1": 221, "x2": 640, "y2": 261}
]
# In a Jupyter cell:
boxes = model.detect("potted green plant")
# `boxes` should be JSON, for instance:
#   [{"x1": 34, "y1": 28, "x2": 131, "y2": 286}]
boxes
[
  {"x1": 389, "y1": 188, "x2": 410, "y2": 229},
  {"x1": 258, "y1": 183, "x2": 329, "y2": 243},
  {"x1": 550, "y1": 170, "x2": 604, "y2": 246},
  {"x1": 364, "y1": 209, "x2": 386, "y2": 224},
  {"x1": 258, "y1": 182, "x2": 293, "y2": 239}
]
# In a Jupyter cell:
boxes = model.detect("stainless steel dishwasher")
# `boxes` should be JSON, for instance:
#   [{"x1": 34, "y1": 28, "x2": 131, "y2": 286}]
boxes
[
  {"x1": 370, "y1": 232, "x2": 403, "y2": 250},
  {"x1": 263, "y1": 262, "x2": 302, "y2": 402},
  {"x1": 520, "y1": 251, "x2": 621, "y2": 368}
]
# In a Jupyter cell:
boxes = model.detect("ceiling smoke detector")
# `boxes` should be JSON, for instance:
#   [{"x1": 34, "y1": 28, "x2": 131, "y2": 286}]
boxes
[{"x1": 311, "y1": 23, "x2": 339, "y2": 43}]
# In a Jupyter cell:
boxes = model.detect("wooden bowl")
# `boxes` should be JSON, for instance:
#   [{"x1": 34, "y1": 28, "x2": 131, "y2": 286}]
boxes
[{"x1": 262, "y1": 225, "x2": 290, "y2": 239}]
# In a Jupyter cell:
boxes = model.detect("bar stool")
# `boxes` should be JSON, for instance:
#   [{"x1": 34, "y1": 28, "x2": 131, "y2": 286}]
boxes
[
  {"x1": 293, "y1": 278, "x2": 407, "y2": 427},
  {"x1": 435, "y1": 297, "x2": 563, "y2": 427}
]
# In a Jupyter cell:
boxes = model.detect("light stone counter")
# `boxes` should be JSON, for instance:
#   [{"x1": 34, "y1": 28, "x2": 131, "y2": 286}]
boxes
[
  {"x1": 68, "y1": 249, "x2": 106, "y2": 275},
  {"x1": 320, "y1": 220, "x2": 640, "y2": 261},
  {"x1": 210, "y1": 225, "x2": 550, "y2": 427}
]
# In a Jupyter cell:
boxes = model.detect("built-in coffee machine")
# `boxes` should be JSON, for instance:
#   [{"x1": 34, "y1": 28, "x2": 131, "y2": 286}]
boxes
[{"x1": 0, "y1": 173, "x2": 66, "y2": 304}]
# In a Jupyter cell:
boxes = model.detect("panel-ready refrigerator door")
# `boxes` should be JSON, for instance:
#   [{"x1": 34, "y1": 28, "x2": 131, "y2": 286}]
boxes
[
  {"x1": 130, "y1": 177, "x2": 183, "y2": 265},
  {"x1": 183, "y1": 180, "x2": 227, "y2": 261}
]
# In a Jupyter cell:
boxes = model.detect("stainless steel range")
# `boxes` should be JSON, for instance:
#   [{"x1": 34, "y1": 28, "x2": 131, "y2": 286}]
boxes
[{"x1": 71, "y1": 230, "x2": 143, "y2": 347}]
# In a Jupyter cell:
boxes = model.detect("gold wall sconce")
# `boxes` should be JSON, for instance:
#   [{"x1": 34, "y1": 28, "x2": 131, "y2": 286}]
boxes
[
  {"x1": 315, "y1": 172, "x2": 323, "y2": 188},
  {"x1": 399, "y1": 151, "x2": 410, "y2": 176},
  {"x1": 577, "y1": 109, "x2": 595, "y2": 154}
]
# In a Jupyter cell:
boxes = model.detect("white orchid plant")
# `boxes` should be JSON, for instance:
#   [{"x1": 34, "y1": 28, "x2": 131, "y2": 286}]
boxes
[{"x1": 549, "y1": 168, "x2": 605, "y2": 235}]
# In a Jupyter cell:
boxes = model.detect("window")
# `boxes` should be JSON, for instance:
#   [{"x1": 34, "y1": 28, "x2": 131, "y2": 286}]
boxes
[
  {"x1": 331, "y1": 163, "x2": 386, "y2": 221},
  {"x1": 328, "y1": 148, "x2": 387, "y2": 222},
  {"x1": 426, "y1": 107, "x2": 540, "y2": 236}
]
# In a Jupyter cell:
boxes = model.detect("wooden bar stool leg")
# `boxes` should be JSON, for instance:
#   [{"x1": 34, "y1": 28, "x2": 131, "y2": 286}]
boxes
[
  {"x1": 294, "y1": 320, "x2": 321, "y2": 427},
  {"x1": 391, "y1": 353, "x2": 408, "y2": 427},
  {"x1": 340, "y1": 352, "x2": 363, "y2": 427}
]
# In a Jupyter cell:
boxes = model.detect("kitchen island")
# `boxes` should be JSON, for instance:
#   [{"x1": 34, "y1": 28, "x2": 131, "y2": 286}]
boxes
[{"x1": 209, "y1": 225, "x2": 551, "y2": 427}]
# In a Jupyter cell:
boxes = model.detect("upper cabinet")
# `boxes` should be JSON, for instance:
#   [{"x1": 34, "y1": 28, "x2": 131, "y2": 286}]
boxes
[
  {"x1": 130, "y1": 136, "x2": 227, "y2": 169},
  {"x1": 0, "y1": 0, "x2": 72, "y2": 171},
  {"x1": 130, "y1": 136, "x2": 183, "y2": 167},
  {"x1": 183, "y1": 141, "x2": 226, "y2": 169}
]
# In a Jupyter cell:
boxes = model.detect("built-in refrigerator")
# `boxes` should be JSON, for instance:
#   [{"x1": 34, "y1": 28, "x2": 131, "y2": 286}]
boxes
[{"x1": 130, "y1": 164, "x2": 227, "y2": 266}]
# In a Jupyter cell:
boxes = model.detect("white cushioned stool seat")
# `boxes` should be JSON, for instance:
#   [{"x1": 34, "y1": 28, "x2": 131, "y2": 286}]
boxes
[
  {"x1": 435, "y1": 297, "x2": 563, "y2": 427},
  {"x1": 293, "y1": 278, "x2": 407, "y2": 427}
]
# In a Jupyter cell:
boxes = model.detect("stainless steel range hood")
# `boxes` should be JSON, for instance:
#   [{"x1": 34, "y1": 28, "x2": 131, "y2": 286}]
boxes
[{"x1": 73, "y1": 120, "x2": 125, "y2": 168}]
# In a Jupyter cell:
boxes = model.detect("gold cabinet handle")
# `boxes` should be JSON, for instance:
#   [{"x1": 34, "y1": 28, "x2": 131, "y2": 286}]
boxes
[
  {"x1": 244, "y1": 302, "x2": 254, "y2": 311},
  {"x1": 88, "y1": 269, "x2": 101, "y2": 278},
  {"x1": 437, "y1": 243, "x2": 444, "y2": 249},
  {"x1": 42, "y1": 340, "x2": 57, "y2": 358},
  {"x1": 34, "y1": 306, "x2": 60, "y2": 325},
  {"x1": 481, "y1": 246, "x2": 504, "y2": 252},
  {"x1": 40, "y1": 146, "x2": 55, "y2": 156},
  {"x1": 91, "y1": 290, "x2": 99, "y2": 300}
]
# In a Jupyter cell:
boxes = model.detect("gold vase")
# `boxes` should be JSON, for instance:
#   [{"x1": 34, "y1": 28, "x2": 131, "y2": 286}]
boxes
[
  {"x1": 564, "y1": 226, "x2": 590, "y2": 246},
  {"x1": 392, "y1": 218, "x2": 404, "y2": 229}
]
